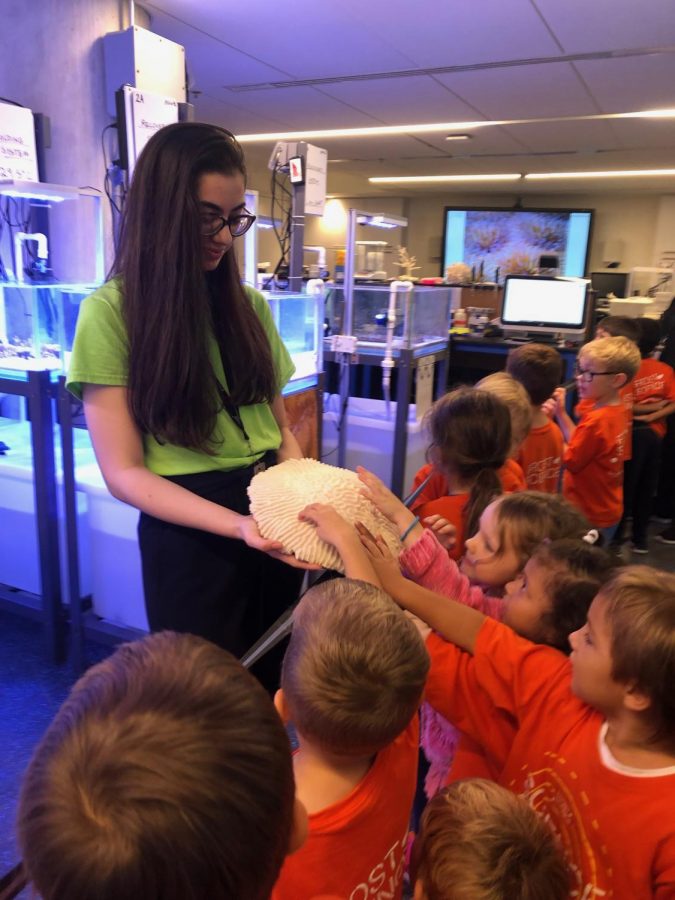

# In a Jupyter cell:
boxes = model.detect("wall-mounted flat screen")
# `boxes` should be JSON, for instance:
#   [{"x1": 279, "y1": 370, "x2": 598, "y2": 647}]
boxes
[{"x1": 442, "y1": 207, "x2": 593, "y2": 283}]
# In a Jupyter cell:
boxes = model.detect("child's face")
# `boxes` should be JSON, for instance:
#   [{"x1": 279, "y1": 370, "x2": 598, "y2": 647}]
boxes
[
  {"x1": 461, "y1": 500, "x2": 521, "y2": 589},
  {"x1": 575, "y1": 353, "x2": 622, "y2": 403},
  {"x1": 502, "y1": 556, "x2": 552, "y2": 642},
  {"x1": 568, "y1": 594, "x2": 623, "y2": 712}
]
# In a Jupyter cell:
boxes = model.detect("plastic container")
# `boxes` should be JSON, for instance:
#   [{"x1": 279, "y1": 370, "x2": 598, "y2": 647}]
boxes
[{"x1": 322, "y1": 396, "x2": 427, "y2": 494}]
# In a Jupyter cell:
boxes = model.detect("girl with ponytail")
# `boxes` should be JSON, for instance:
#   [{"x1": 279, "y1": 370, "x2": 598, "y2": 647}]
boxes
[{"x1": 404, "y1": 387, "x2": 512, "y2": 560}]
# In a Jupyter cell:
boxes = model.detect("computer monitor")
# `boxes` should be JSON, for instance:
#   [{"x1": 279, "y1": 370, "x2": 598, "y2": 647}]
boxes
[
  {"x1": 501, "y1": 275, "x2": 591, "y2": 341},
  {"x1": 590, "y1": 271, "x2": 628, "y2": 299}
]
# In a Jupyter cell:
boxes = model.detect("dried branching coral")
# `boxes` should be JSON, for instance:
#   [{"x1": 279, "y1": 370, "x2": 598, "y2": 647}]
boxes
[
  {"x1": 395, "y1": 246, "x2": 421, "y2": 280},
  {"x1": 248, "y1": 459, "x2": 401, "y2": 572}
]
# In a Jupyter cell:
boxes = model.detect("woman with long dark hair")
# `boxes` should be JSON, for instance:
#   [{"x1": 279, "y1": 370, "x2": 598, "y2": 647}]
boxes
[{"x1": 67, "y1": 123, "x2": 305, "y2": 689}]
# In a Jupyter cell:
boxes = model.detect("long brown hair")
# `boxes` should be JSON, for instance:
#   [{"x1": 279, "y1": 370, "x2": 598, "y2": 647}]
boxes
[
  {"x1": 113, "y1": 122, "x2": 277, "y2": 451},
  {"x1": 425, "y1": 387, "x2": 511, "y2": 539}
]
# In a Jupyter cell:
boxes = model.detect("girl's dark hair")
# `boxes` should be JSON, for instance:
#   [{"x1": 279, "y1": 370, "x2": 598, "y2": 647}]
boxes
[
  {"x1": 113, "y1": 122, "x2": 277, "y2": 451},
  {"x1": 533, "y1": 539, "x2": 618, "y2": 654},
  {"x1": 424, "y1": 387, "x2": 511, "y2": 539}
]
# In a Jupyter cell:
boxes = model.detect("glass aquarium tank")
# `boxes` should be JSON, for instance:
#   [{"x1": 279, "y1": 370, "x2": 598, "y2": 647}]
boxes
[
  {"x1": 263, "y1": 288, "x2": 324, "y2": 384},
  {"x1": 324, "y1": 283, "x2": 452, "y2": 350},
  {"x1": 0, "y1": 180, "x2": 103, "y2": 374},
  {"x1": 0, "y1": 283, "x2": 95, "y2": 373}
]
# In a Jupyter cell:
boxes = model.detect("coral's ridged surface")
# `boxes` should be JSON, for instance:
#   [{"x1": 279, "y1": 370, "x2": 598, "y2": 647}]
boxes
[{"x1": 248, "y1": 459, "x2": 401, "y2": 572}]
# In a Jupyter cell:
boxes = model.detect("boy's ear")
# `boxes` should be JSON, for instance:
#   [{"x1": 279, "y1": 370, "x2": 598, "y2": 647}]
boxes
[
  {"x1": 623, "y1": 682, "x2": 652, "y2": 714},
  {"x1": 612, "y1": 372, "x2": 628, "y2": 390},
  {"x1": 274, "y1": 688, "x2": 290, "y2": 723},
  {"x1": 287, "y1": 797, "x2": 309, "y2": 855}
]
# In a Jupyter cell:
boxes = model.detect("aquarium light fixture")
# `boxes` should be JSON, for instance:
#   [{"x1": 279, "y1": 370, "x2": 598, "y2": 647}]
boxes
[
  {"x1": 525, "y1": 168, "x2": 675, "y2": 180},
  {"x1": 369, "y1": 174, "x2": 521, "y2": 184}
]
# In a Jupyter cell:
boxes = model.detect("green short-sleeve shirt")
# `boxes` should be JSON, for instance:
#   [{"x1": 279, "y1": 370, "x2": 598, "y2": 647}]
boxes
[{"x1": 66, "y1": 279, "x2": 295, "y2": 476}]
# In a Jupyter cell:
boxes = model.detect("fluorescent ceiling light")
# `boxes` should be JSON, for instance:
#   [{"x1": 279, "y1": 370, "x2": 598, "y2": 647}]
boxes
[
  {"x1": 369, "y1": 174, "x2": 521, "y2": 184},
  {"x1": 237, "y1": 121, "x2": 491, "y2": 142},
  {"x1": 618, "y1": 108, "x2": 675, "y2": 119},
  {"x1": 236, "y1": 107, "x2": 675, "y2": 144},
  {"x1": 525, "y1": 168, "x2": 675, "y2": 180},
  {"x1": 445, "y1": 133, "x2": 471, "y2": 141}
]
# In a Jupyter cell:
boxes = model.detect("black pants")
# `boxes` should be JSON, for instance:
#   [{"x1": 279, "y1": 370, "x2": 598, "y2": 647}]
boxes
[
  {"x1": 655, "y1": 414, "x2": 675, "y2": 519},
  {"x1": 138, "y1": 453, "x2": 304, "y2": 693},
  {"x1": 616, "y1": 425, "x2": 662, "y2": 545}
]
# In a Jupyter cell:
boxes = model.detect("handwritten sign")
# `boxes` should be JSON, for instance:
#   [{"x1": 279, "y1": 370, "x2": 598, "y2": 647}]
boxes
[{"x1": 0, "y1": 102, "x2": 39, "y2": 182}]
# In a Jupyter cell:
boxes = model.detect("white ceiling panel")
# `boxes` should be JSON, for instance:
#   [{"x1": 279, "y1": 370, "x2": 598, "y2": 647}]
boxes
[
  {"x1": 435, "y1": 63, "x2": 600, "y2": 119},
  {"x1": 192, "y1": 95, "x2": 289, "y2": 133},
  {"x1": 147, "y1": 0, "x2": 415, "y2": 80},
  {"x1": 147, "y1": 8, "x2": 292, "y2": 85},
  {"x1": 339, "y1": 0, "x2": 561, "y2": 68},
  {"x1": 533, "y1": 0, "x2": 675, "y2": 53},
  {"x1": 575, "y1": 54, "x2": 675, "y2": 113},
  {"x1": 607, "y1": 117, "x2": 675, "y2": 149},
  {"x1": 502, "y1": 119, "x2": 622, "y2": 154},
  {"x1": 317, "y1": 76, "x2": 485, "y2": 124},
  {"x1": 217, "y1": 88, "x2": 381, "y2": 131}
]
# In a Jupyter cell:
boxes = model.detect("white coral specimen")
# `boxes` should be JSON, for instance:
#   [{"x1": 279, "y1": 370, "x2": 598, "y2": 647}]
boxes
[{"x1": 248, "y1": 459, "x2": 401, "y2": 572}]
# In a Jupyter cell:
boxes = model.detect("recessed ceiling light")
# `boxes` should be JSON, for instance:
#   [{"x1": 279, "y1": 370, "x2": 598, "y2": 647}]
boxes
[
  {"x1": 445, "y1": 134, "x2": 471, "y2": 141},
  {"x1": 369, "y1": 174, "x2": 521, "y2": 184}
]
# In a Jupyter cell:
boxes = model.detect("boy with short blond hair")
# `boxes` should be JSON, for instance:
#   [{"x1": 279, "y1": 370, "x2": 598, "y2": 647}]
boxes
[
  {"x1": 272, "y1": 577, "x2": 430, "y2": 900},
  {"x1": 17, "y1": 632, "x2": 305, "y2": 900},
  {"x1": 551, "y1": 335, "x2": 641, "y2": 540},
  {"x1": 412, "y1": 779, "x2": 570, "y2": 900},
  {"x1": 363, "y1": 552, "x2": 675, "y2": 900},
  {"x1": 475, "y1": 372, "x2": 532, "y2": 491},
  {"x1": 507, "y1": 342, "x2": 564, "y2": 492}
]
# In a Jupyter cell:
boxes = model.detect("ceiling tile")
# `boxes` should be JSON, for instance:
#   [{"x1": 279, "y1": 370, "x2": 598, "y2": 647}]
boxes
[
  {"x1": 435, "y1": 63, "x2": 599, "y2": 119},
  {"x1": 533, "y1": 0, "x2": 675, "y2": 53},
  {"x1": 575, "y1": 54, "x2": 675, "y2": 112}
]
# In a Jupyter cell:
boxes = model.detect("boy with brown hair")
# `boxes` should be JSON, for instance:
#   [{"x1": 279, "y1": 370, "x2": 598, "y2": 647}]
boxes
[
  {"x1": 360, "y1": 543, "x2": 675, "y2": 900},
  {"x1": 17, "y1": 632, "x2": 307, "y2": 900},
  {"x1": 507, "y1": 342, "x2": 564, "y2": 492},
  {"x1": 411, "y1": 779, "x2": 570, "y2": 900},
  {"x1": 272, "y1": 576, "x2": 430, "y2": 900},
  {"x1": 550, "y1": 335, "x2": 641, "y2": 541}
]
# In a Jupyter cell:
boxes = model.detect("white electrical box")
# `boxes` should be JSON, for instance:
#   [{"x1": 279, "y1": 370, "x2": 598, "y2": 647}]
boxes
[{"x1": 103, "y1": 26, "x2": 186, "y2": 117}]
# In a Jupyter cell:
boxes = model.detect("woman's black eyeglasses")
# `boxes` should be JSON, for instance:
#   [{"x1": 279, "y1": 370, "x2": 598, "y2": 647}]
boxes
[{"x1": 200, "y1": 212, "x2": 257, "y2": 238}]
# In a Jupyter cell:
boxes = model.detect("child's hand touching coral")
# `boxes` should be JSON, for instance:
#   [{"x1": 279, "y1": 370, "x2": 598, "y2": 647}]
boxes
[
  {"x1": 357, "y1": 467, "x2": 423, "y2": 546},
  {"x1": 355, "y1": 522, "x2": 406, "y2": 595},
  {"x1": 299, "y1": 504, "x2": 381, "y2": 586}
]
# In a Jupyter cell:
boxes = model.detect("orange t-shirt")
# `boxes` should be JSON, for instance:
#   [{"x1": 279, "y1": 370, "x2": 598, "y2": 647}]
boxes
[
  {"x1": 424, "y1": 622, "x2": 675, "y2": 900},
  {"x1": 632, "y1": 357, "x2": 675, "y2": 438},
  {"x1": 517, "y1": 421, "x2": 564, "y2": 493},
  {"x1": 576, "y1": 381, "x2": 634, "y2": 459},
  {"x1": 272, "y1": 717, "x2": 419, "y2": 900},
  {"x1": 563, "y1": 404, "x2": 629, "y2": 527},
  {"x1": 409, "y1": 461, "x2": 523, "y2": 559}
]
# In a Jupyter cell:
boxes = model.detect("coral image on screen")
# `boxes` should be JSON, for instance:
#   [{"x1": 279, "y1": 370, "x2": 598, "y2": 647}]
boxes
[{"x1": 443, "y1": 208, "x2": 592, "y2": 282}]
